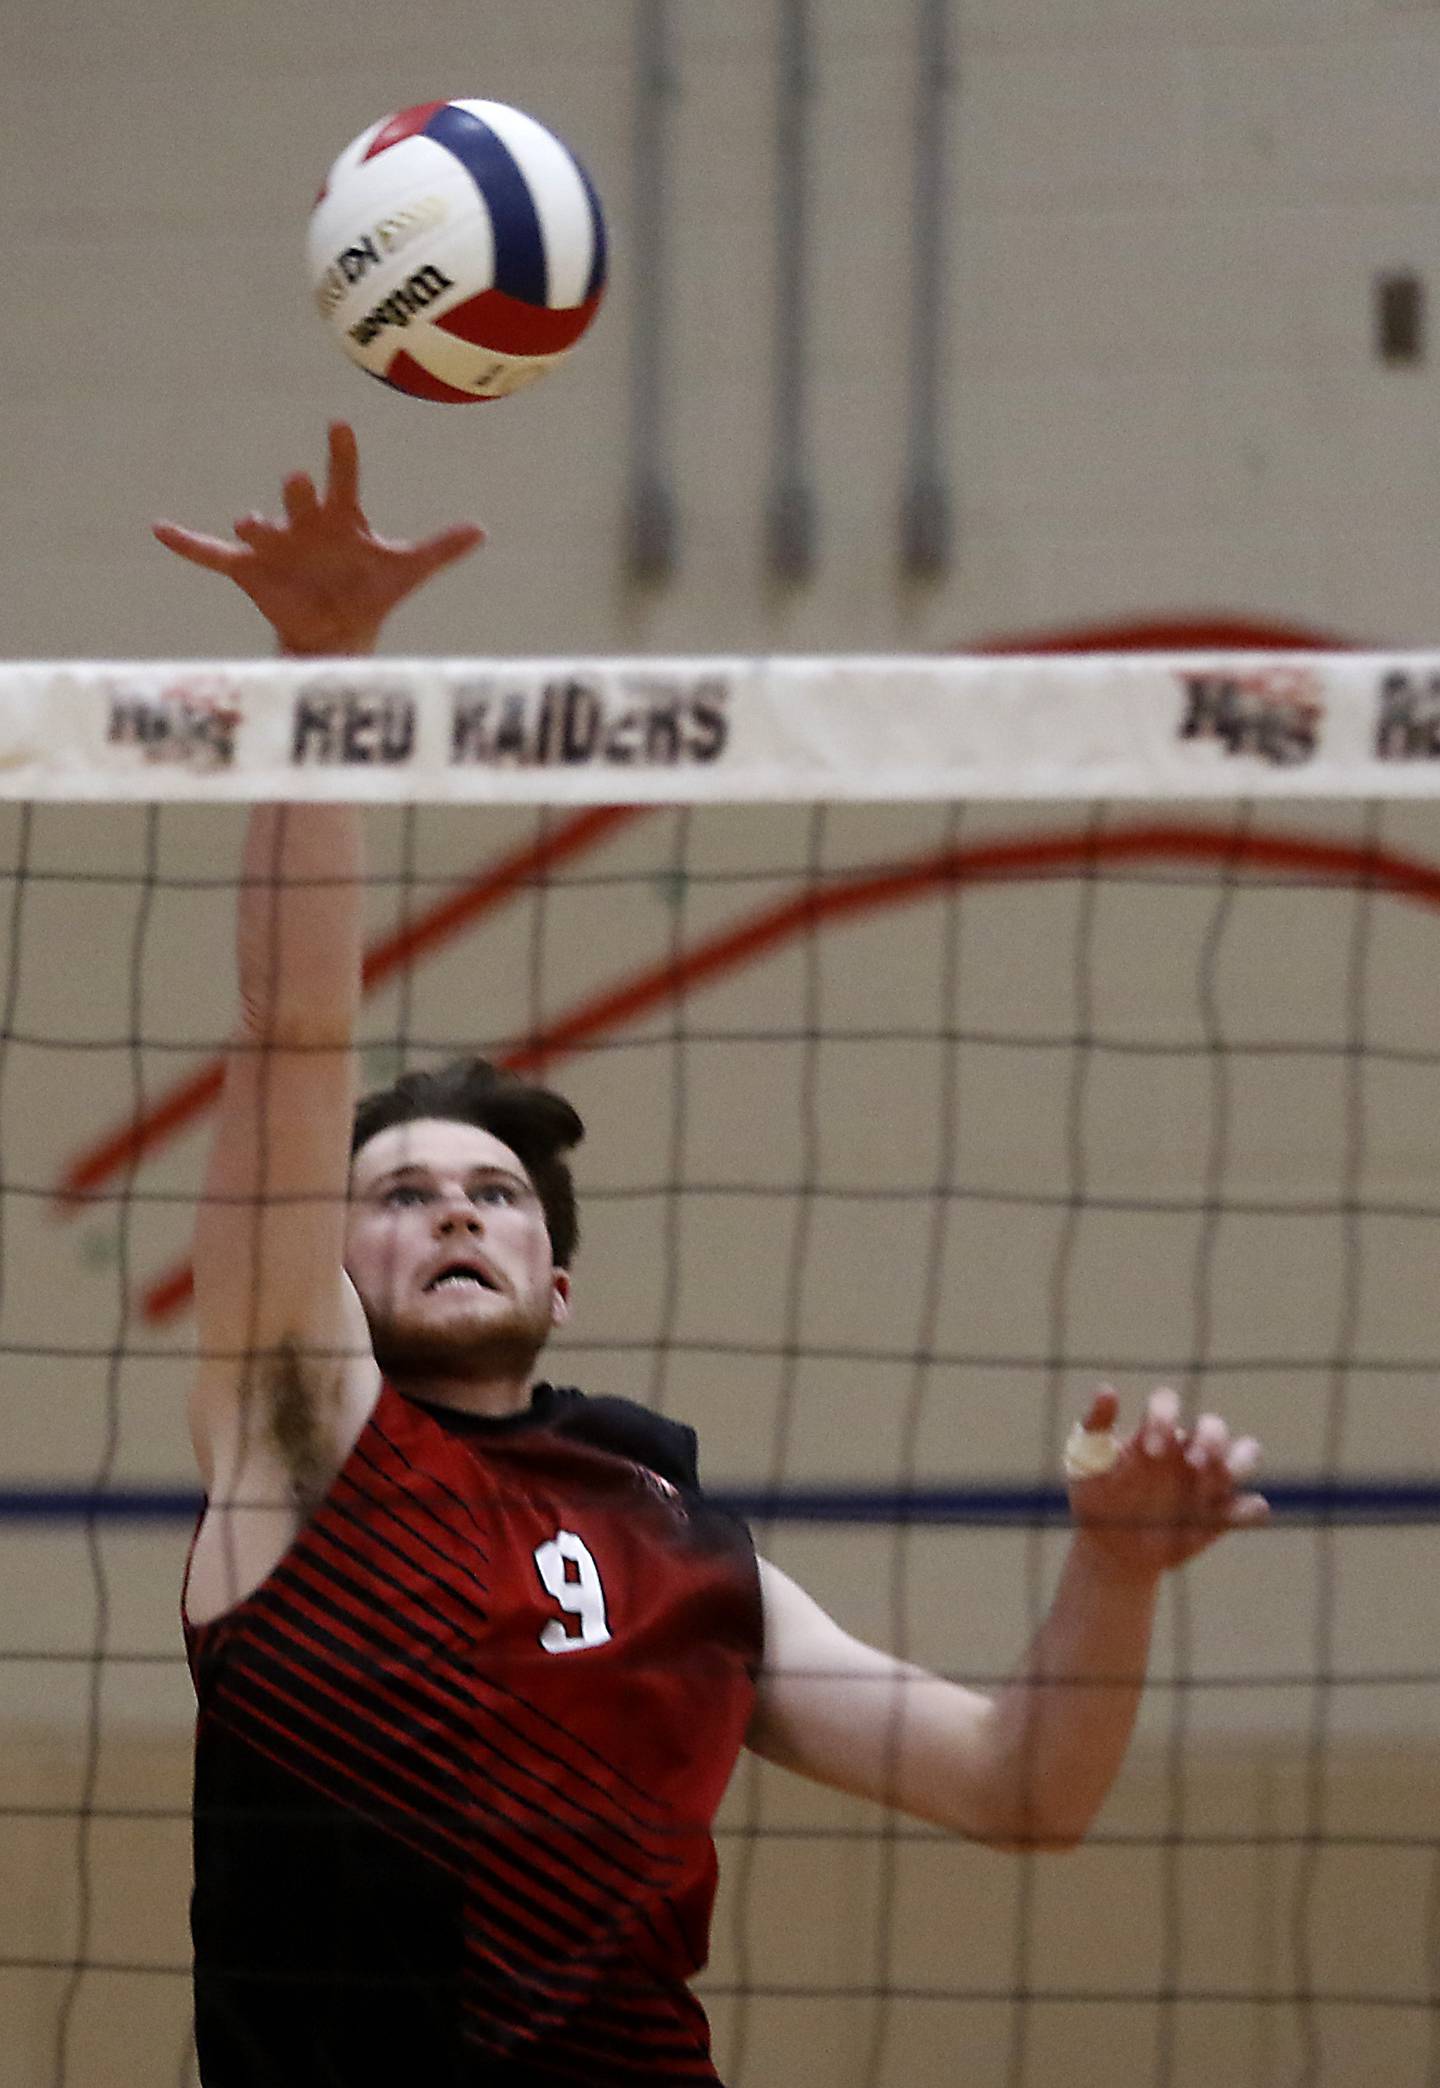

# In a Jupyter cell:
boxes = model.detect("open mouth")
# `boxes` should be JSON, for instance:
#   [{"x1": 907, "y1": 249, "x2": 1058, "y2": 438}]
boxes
[{"x1": 424, "y1": 1264, "x2": 500, "y2": 1295}]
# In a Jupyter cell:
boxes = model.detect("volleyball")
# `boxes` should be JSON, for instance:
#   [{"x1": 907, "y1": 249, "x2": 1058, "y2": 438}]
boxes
[{"x1": 307, "y1": 99, "x2": 607, "y2": 404}]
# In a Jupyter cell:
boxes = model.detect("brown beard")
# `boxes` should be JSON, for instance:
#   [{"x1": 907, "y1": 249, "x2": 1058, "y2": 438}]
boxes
[{"x1": 364, "y1": 1294, "x2": 551, "y2": 1386}]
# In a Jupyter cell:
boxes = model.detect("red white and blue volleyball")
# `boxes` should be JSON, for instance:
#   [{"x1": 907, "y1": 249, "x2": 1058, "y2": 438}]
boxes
[{"x1": 308, "y1": 99, "x2": 607, "y2": 404}]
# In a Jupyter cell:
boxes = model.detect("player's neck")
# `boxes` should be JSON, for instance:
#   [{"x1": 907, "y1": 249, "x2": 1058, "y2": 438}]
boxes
[{"x1": 384, "y1": 1357, "x2": 540, "y2": 1420}]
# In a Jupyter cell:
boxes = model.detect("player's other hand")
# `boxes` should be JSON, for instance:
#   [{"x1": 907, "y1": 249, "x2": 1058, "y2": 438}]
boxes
[
  {"x1": 153, "y1": 422, "x2": 485, "y2": 657},
  {"x1": 1065, "y1": 1385, "x2": 1267, "y2": 1582}
]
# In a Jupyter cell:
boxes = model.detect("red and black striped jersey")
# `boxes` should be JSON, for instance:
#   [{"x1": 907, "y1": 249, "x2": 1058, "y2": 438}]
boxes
[{"x1": 185, "y1": 1382, "x2": 762, "y2": 2087}]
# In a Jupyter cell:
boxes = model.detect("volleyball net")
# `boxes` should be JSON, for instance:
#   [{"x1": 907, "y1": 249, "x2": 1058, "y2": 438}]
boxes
[{"x1": 2, "y1": 652, "x2": 1438, "y2": 2087}]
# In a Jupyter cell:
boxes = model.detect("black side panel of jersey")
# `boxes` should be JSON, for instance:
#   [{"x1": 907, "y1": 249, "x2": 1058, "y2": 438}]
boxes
[
  {"x1": 544, "y1": 1392, "x2": 700, "y2": 1493},
  {"x1": 191, "y1": 1730, "x2": 467, "y2": 2088}
]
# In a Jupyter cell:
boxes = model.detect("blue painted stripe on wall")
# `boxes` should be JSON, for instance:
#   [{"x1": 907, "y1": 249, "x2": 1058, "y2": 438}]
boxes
[{"x1": 0, "y1": 1481, "x2": 1435, "y2": 1527}]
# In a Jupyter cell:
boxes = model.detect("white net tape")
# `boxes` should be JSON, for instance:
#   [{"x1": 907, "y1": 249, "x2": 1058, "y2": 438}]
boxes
[{"x1": 5, "y1": 652, "x2": 1440, "y2": 800}]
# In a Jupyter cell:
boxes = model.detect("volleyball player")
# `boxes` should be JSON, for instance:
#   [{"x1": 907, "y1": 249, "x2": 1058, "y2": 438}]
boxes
[{"x1": 155, "y1": 423, "x2": 1268, "y2": 2087}]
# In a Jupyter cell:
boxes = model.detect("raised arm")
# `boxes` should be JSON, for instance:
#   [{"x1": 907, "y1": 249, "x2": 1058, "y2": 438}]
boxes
[
  {"x1": 158, "y1": 425, "x2": 483, "y2": 1618},
  {"x1": 748, "y1": 1386, "x2": 1266, "y2": 1850}
]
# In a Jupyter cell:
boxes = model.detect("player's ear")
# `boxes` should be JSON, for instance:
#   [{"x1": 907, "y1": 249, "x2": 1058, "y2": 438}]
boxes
[{"x1": 550, "y1": 1270, "x2": 572, "y2": 1327}]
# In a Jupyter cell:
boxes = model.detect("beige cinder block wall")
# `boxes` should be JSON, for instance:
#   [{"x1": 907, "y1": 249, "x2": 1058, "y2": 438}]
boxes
[{"x1": 5, "y1": 0, "x2": 1440, "y2": 2079}]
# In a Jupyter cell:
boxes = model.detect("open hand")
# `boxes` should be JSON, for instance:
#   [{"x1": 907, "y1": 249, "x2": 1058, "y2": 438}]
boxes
[
  {"x1": 153, "y1": 422, "x2": 484, "y2": 657},
  {"x1": 1065, "y1": 1385, "x2": 1267, "y2": 1581}
]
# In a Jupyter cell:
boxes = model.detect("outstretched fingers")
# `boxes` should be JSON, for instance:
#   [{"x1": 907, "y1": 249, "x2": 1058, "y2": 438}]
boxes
[
  {"x1": 152, "y1": 521, "x2": 243, "y2": 575},
  {"x1": 1140, "y1": 1385, "x2": 1183, "y2": 1458},
  {"x1": 1221, "y1": 1434, "x2": 1268, "y2": 1526},
  {"x1": 404, "y1": 521, "x2": 487, "y2": 582},
  {"x1": 1080, "y1": 1384, "x2": 1120, "y2": 1436},
  {"x1": 1227, "y1": 1434, "x2": 1263, "y2": 1482},
  {"x1": 233, "y1": 513, "x2": 282, "y2": 550},
  {"x1": 1076, "y1": 1385, "x2": 1270, "y2": 1563},
  {"x1": 1185, "y1": 1410, "x2": 1230, "y2": 1470},
  {"x1": 1227, "y1": 1491, "x2": 1270, "y2": 1527},
  {"x1": 325, "y1": 420, "x2": 361, "y2": 512},
  {"x1": 156, "y1": 424, "x2": 484, "y2": 650},
  {"x1": 1182, "y1": 1414, "x2": 1236, "y2": 1531},
  {"x1": 1176, "y1": 1412, "x2": 1269, "y2": 1542},
  {"x1": 283, "y1": 473, "x2": 321, "y2": 527}
]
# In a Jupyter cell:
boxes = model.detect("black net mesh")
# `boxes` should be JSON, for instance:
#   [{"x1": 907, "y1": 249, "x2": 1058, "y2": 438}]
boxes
[{"x1": 0, "y1": 794, "x2": 1436, "y2": 2087}]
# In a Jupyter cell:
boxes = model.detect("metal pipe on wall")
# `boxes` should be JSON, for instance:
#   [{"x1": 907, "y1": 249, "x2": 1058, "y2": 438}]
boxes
[
  {"x1": 626, "y1": 0, "x2": 679, "y2": 581},
  {"x1": 767, "y1": 0, "x2": 818, "y2": 583},
  {"x1": 901, "y1": 0, "x2": 955, "y2": 577}
]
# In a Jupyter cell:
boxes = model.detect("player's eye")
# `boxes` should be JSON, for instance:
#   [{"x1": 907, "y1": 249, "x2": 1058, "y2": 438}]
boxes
[
  {"x1": 474, "y1": 1182, "x2": 518, "y2": 1207},
  {"x1": 383, "y1": 1183, "x2": 430, "y2": 1207}
]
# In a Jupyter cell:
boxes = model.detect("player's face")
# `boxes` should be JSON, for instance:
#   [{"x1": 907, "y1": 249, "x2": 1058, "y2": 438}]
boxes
[{"x1": 345, "y1": 1119, "x2": 570, "y2": 1374}]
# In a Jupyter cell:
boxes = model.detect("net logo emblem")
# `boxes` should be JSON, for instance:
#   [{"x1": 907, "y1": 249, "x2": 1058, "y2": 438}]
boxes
[
  {"x1": 1176, "y1": 669, "x2": 1322, "y2": 767},
  {"x1": 106, "y1": 679, "x2": 242, "y2": 772},
  {"x1": 1374, "y1": 669, "x2": 1440, "y2": 760}
]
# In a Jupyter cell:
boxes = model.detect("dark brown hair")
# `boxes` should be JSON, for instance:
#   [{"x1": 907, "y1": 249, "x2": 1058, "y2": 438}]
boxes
[{"x1": 351, "y1": 1058, "x2": 584, "y2": 1266}]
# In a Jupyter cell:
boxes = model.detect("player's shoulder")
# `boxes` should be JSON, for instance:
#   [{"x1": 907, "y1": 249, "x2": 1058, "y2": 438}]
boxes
[{"x1": 540, "y1": 1384, "x2": 701, "y2": 1493}]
